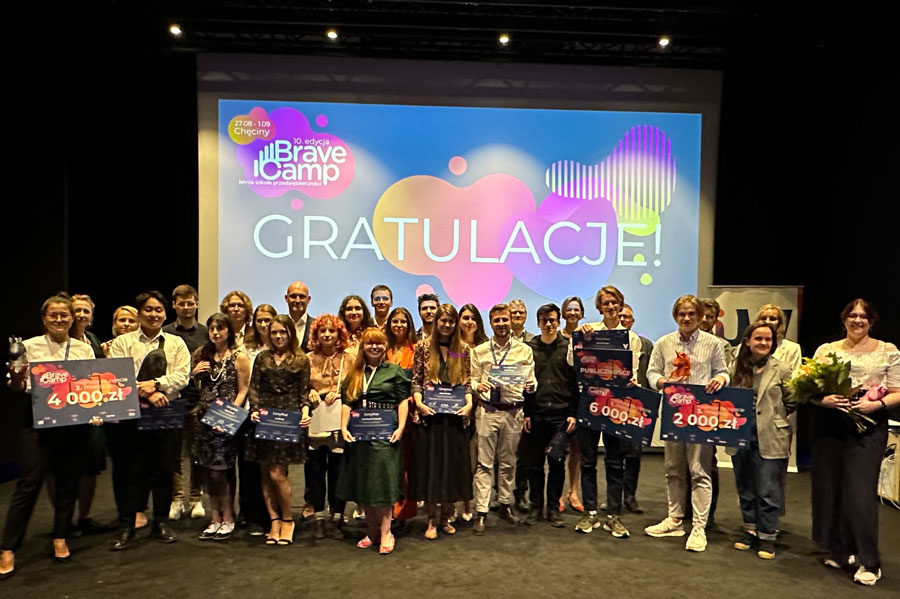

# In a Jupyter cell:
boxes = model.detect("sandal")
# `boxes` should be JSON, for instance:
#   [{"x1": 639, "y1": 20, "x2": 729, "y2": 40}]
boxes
[
  {"x1": 277, "y1": 519, "x2": 295, "y2": 545},
  {"x1": 356, "y1": 536, "x2": 374, "y2": 549},
  {"x1": 265, "y1": 518, "x2": 281, "y2": 545},
  {"x1": 441, "y1": 522, "x2": 456, "y2": 535},
  {"x1": 379, "y1": 533, "x2": 395, "y2": 555},
  {"x1": 424, "y1": 520, "x2": 438, "y2": 540}
]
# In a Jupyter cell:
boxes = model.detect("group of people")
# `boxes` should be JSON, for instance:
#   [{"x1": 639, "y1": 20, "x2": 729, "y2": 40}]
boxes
[{"x1": 1, "y1": 283, "x2": 897, "y2": 587}]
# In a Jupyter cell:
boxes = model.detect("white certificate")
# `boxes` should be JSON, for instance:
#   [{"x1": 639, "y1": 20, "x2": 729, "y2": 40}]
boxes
[{"x1": 309, "y1": 399, "x2": 342, "y2": 435}]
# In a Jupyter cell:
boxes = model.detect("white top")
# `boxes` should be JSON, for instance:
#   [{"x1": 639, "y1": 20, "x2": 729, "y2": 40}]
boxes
[
  {"x1": 774, "y1": 338, "x2": 802, "y2": 372},
  {"x1": 292, "y1": 313, "x2": 308, "y2": 346},
  {"x1": 107, "y1": 329, "x2": 190, "y2": 399},
  {"x1": 813, "y1": 340, "x2": 900, "y2": 389},
  {"x1": 19, "y1": 335, "x2": 95, "y2": 391},
  {"x1": 647, "y1": 329, "x2": 730, "y2": 389}
]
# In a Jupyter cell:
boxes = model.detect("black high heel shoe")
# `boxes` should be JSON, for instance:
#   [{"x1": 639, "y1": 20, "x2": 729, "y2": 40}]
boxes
[{"x1": 51, "y1": 540, "x2": 70, "y2": 564}]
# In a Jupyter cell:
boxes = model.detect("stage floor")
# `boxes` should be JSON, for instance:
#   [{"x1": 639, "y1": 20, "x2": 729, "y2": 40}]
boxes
[{"x1": 1, "y1": 455, "x2": 897, "y2": 598}]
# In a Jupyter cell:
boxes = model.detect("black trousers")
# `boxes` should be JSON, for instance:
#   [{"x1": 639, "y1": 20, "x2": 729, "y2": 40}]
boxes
[
  {"x1": 304, "y1": 446, "x2": 345, "y2": 515},
  {"x1": 522, "y1": 417, "x2": 566, "y2": 511},
  {"x1": 513, "y1": 428, "x2": 529, "y2": 501},
  {"x1": 577, "y1": 427, "x2": 602, "y2": 512},
  {"x1": 1, "y1": 426, "x2": 87, "y2": 550},
  {"x1": 106, "y1": 421, "x2": 175, "y2": 528},
  {"x1": 811, "y1": 422, "x2": 888, "y2": 570}
]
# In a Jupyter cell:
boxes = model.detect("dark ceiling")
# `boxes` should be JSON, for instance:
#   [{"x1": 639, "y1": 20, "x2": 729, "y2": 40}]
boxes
[{"x1": 91, "y1": 1, "x2": 894, "y2": 69}]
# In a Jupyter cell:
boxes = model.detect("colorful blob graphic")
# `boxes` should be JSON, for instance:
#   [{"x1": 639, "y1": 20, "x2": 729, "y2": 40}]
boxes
[
  {"x1": 233, "y1": 107, "x2": 354, "y2": 199},
  {"x1": 372, "y1": 174, "x2": 536, "y2": 309},
  {"x1": 544, "y1": 125, "x2": 675, "y2": 237},
  {"x1": 370, "y1": 125, "x2": 676, "y2": 305},
  {"x1": 228, "y1": 107, "x2": 277, "y2": 145},
  {"x1": 500, "y1": 190, "x2": 618, "y2": 299},
  {"x1": 587, "y1": 389, "x2": 653, "y2": 429}
]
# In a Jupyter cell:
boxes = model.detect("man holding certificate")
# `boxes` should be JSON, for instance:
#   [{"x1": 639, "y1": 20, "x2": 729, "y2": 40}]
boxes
[
  {"x1": 470, "y1": 304, "x2": 537, "y2": 535},
  {"x1": 644, "y1": 294, "x2": 729, "y2": 553}
]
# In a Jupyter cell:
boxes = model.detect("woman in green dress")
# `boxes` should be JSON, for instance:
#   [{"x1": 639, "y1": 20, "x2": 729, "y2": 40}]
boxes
[{"x1": 338, "y1": 327, "x2": 410, "y2": 555}]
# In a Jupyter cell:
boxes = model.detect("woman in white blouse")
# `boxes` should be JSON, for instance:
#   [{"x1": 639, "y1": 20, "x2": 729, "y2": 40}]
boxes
[
  {"x1": 810, "y1": 299, "x2": 899, "y2": 586},
  {"x1": 1, "y1": 294, "x2": 98, "y2": 579}
]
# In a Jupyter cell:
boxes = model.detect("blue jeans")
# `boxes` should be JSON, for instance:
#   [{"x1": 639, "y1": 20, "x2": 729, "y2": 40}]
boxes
[{"x1": 732, "y1": 442, "x2": 786, "y2": 540}]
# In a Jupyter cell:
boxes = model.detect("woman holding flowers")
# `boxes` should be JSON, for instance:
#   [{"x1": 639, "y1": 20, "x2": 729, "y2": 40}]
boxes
[
  {"x1": 728, "y1": 321, "x2": 794, "y2": 560},
  {"x1": 809, "y1": 299, "x2": 899, "y2": 586}
]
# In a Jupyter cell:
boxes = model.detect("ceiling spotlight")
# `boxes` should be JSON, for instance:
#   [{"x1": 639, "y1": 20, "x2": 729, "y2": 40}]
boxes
[
  {"x1": 498, "y1": 33, "x2": 510, "y2": 45},
  {"x1": 658, "y1": 35, "x2": 671, "y2": 48},
  {"x1": 326, "y1": 29, "x2": 339, "y2": 40},
  {"x1": 168, "y1": 24, "x2": 183, "y2": 38}
]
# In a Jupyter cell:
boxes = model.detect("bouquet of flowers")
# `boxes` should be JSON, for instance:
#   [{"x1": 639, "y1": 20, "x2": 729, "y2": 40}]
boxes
[{"x1": 789, "y1": 352, "x2": 877, "y2": 433}]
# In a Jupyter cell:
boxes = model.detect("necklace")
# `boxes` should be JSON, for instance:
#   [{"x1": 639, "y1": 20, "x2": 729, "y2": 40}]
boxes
[{"x1": 210, "y1": 351, "x2": 230, "y2": 383}]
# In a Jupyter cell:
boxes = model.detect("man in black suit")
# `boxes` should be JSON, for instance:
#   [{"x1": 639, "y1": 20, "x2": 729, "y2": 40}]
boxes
[{"x1": 285, "y1": 281, "x2": 312, "y2": 351}]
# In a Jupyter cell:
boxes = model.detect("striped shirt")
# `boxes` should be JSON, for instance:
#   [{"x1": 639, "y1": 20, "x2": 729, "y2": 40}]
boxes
[{"x1": 647, "y1": 329, "x2": 730, "y2": 390}]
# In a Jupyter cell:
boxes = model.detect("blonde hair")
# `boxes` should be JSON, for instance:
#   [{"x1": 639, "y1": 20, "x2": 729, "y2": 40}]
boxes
[
  {"x1": 111, "y1": 305, "x2": 138, "y2": 337},
  {"x1": 755, "y1": 303, "x2": 787, "y2": 338}
]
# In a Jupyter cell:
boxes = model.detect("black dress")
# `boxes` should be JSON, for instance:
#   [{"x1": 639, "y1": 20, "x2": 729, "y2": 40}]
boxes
[
  {"x1": 244, "y1": 350, "x2": 310, "y2": 466},
  {"x1": 408, "y1": 342, "x2": 473, "y2": 504},
  {"x1": 192, "y1": 352, "x2": 240, "y2": 470}
]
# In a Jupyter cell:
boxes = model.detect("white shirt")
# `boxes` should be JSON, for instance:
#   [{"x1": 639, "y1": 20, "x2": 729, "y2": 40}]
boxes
[
  {"x1": 774, "y1": 338, "x2": 802, "y2": 373},
  {"x1": 293, "y1": 313, "x2": 308, "y2": 345},
  {"x1": 18, "y1": 335, "x2": 95, "y2": 391},
  {"x1": 107, "y1": 329, "x2": 190, "y2": 399},
  {"x1": 647, "y1": 328, "x2": 730, "y2": 390},
  {"x1": 470, "y1": 336, "x2": 537, "y2": 404}
]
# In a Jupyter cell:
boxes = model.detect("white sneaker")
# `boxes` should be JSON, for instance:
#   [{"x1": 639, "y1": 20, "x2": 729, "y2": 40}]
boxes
[
  {"x1": 685, "y1": 526, "x2": 707, "y2": 552},
  {"x1": 352, "y1": 509, "x2": 364, "y2": 520},
  {"x1": 853, "y1": 566, "x2": 882, "y2": 586},
  {"x1": 199, "y1": 521, "x2": 221, "y2": 540},
  {"x1": 644, "y1": 517, "x2": 686, "y2": 538},
  {"x1": 189, "y1": 501, "x2": 206, "y2": 519},
  {"x1": 168, "y1": 501, "x2": 183, "y2": 520}
]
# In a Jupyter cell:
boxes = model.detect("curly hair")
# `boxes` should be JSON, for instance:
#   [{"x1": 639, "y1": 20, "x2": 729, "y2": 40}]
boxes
[{"x1": 308, "y1": 314, "x2": 351, "y2": 353}]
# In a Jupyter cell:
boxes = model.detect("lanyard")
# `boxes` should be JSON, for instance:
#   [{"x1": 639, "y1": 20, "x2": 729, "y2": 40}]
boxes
[
  {"x1": 490, "y1": 340, "x2": 511, "y2": 366},
  {"x1": 362, "y1": 363, "x2": 379, "y2": 395},
  {"x1": 47, "y1": 336, "x2": 71, "y2": 360}
]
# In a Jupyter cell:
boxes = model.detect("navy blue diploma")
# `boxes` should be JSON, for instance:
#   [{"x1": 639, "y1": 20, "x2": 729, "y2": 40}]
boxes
[
  {"x1": 423, "y1": 383, "x2": 467, "y2": 414},
  {"x1": 29, "y1": 357, "x2": 141, "y2": 429},
  {"x1": 577, "y1": 385, "x2": 661, "y2": 447},
  {"x1": 660, "y1": 383, "x2": 755, "y2": 448},
  {"x1": 136, "y1": 397, "x2": 187, "y2": 431},
  {"x1": 254, "y1": 408, "x2": 303, "y2": 443},
  {"x1": 348, "y1": 408, "x2": 398, "y2": 441},
  {"x1": 572, "y1": 329, "x2": 629, "y2": 351},
  {"x1": 200, "y1": 399, "x2": 249, "y2": 436}
]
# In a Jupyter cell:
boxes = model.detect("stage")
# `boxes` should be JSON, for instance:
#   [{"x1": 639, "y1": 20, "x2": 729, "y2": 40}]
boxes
[{"x1": 1, "y1": 455, "x2": 897, "y2": 597}]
